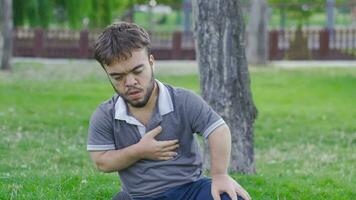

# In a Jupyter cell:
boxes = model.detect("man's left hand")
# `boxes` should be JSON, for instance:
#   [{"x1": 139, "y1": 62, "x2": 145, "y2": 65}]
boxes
[{"x1": 211, "y1": 174, "x2": 251, "y2": 200}]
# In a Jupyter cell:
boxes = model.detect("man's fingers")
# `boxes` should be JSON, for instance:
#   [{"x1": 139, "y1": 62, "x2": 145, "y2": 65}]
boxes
[
  {"x1": 156, "y1": 151, "x2": 178, "y2": 160},
  {"x1": 146, "y1": 126, "x2": 162, "y2": 138},
  {"x1": 211, "y1": 190, "x2": 221, "y2": 200},
  {"x1": 161, "y1": 144, "x2": 179, "y2": 152},
  {"x1": 230, "y1": 177, "x2": 251, "y2": 200},
  {"x1": 235, "y1": 187, "x2": 250, "y2": 200},
  {"x1": 158, "y1": 156, "x2": 174, "y2": 160},
  {"x1": 159, "y1": 139, "x2": 179, "y2": 148},
  {"x1": 161, "y1": 151, "x2": 178, "y2": 157},
  {"x1": 227, "y1": 190, "x2": 238, "y2": 200}
]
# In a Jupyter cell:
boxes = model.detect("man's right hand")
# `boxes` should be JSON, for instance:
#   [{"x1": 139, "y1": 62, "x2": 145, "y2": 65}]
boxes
[
  {"x1": 89, "y1": 126, "x2": 179, "y2": 172},
  {"x1": 136, "y1": 126, "x2": 180, "y2": 160}
]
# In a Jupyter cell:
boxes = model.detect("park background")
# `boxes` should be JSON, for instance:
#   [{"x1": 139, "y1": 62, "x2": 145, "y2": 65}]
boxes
[{"x1": 0, "y1": 0, "x2": 355, "y2": 199}]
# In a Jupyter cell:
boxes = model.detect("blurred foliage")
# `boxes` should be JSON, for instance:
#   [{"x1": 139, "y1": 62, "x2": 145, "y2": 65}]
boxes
[
  {"x1": 12, "y1": 0, "x2": 184, "y2": 29},
  {"x1": 11, "y1": 0, "x2": 354, "y2": 30},
  {"x1": 267, "y1": 0, "x2": 352, "y2": 26}
]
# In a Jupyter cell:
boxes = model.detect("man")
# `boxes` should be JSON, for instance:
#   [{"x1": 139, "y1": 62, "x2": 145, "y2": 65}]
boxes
[{"x1": 87, "y1": 22, "x2": 251, "y2": 200}]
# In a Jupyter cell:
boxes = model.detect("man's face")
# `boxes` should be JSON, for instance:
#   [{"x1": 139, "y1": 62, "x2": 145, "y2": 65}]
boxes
[{"x1": 105, "y1": 49, "x2": 155, "y2": 108}]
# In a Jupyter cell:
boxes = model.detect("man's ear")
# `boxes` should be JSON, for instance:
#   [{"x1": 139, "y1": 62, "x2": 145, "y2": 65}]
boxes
[{"x1": 149, "y1": 54, "x2": 155, "y2": 71}]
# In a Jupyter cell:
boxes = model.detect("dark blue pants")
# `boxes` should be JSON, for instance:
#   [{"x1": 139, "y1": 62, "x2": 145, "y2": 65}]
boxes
[{"x1": 134, "y1": 178, "x2": 244, "y2": 200}]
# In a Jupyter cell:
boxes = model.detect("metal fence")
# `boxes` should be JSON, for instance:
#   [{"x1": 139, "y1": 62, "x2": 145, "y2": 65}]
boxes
[
  {"x1": 13, "y1": 28, "x2": 356, "y2": 60},
  {"x1": 269, "y1": 28, "x2": 356, "y2": 60}
]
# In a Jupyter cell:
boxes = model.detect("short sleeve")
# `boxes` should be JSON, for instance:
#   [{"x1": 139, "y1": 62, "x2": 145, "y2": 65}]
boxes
[
  {"x1": 87, "y1": 105, "x2": 116, "y2": 151},
  {"x1": 185, "y1": 91, "x2": 225, "y2": 139}
]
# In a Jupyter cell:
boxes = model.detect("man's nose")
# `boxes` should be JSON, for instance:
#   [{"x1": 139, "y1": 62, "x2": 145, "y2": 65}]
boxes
[{"x1": 125, "y1": 74, "x2": 137, "y2": 87}]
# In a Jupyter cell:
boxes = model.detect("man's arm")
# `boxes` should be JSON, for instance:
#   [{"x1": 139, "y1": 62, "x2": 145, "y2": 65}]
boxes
[
  {"x1": 90, "y1": 126, "x2": 179, "y2": 173},
  {"x1": 208, "y1": 124, "x2": 251, "y2": 200},
  {"x1": 90, "y1": 143, "x2": 142, "y2": 173}
]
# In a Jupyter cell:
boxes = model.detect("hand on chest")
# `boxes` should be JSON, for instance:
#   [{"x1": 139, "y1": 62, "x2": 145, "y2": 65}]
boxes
[{"x1": 115, "y1": 113, "x2": 191, "y2": 148}]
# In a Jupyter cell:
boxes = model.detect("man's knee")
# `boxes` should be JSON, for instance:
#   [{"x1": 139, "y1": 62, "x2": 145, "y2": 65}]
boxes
[{"x1": 112, "y1": 191, "x2": 132, "y2": 200}]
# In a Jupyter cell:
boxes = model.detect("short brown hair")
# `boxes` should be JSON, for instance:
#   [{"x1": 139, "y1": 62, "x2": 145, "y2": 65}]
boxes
[{"x1": 94, "y1": 22, "x2": 151, "y2": 66}]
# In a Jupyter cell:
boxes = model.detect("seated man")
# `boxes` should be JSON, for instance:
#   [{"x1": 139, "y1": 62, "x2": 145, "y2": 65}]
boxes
[{"x1": 87, "y1": 22, "x2": 251, "y2": 200}]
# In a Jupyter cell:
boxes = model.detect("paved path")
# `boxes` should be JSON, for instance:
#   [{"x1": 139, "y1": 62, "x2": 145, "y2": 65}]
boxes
[
  {"x1": 12, "y1": 58, "x2": 356, "y2": 76},
  {"x1": 155, "y1": 60, "x2": 356, "y2": 74},
  {"x1": 270, "y1": 60, "x2": 356, "y2": 68}
]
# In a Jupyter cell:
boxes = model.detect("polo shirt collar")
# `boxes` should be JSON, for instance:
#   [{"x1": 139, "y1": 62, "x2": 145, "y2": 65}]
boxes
[
  {"x1": 114, "y1": 80, "x2": 174, "y2": 123},
  {"x1": 156, "y1": 80, "x2": 174, "y2": 116}
]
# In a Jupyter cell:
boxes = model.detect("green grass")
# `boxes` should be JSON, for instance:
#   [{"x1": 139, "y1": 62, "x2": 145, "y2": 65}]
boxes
[{"x1": 0, "y1": 62, "x2": 355, "y2": 199}]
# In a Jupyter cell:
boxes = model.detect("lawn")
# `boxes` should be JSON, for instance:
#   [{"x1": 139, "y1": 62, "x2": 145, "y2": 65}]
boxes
[{"x1": 0, "y1": 61, "x2": 355, "y2": 199}]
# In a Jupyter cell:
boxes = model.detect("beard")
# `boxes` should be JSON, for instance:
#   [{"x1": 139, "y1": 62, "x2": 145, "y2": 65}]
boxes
[{"x1": 113, "y1": 72, "x2": 155, "y2": 108}]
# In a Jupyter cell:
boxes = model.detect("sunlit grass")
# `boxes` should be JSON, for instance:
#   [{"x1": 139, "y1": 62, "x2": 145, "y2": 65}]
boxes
[{"x1": 0, "y1": 61, "x2": 355, "y2": 199}]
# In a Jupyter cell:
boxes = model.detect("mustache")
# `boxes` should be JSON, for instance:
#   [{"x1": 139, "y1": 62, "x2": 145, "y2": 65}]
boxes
[{"x1": 125, "y1": 86, "x2": 143, "y2": 95}]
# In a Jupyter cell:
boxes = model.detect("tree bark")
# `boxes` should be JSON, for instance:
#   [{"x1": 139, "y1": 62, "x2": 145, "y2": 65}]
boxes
[
  {"x1": 246, "y1": 0, "x2": 268, "y2": 65},
  {"x1": 0, "y1": 2, "x2": 3, "y2": 63},
  {"x1": 192, "y1": 0, "x2": 257, "y2": 174},
  {"x1": 1, "y1": 0, "x2": 13, "y2": 71}
]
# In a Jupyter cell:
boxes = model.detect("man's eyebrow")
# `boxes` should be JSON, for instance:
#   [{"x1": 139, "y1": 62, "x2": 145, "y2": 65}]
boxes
[
  {"x1": 131, "y1": 64, "x2": 144, "y2": 71},
  {"x1": 109, "y1": 64, "x2": 144, "y2": 76}
]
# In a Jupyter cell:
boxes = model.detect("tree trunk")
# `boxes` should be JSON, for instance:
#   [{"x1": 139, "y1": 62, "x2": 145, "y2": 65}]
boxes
[
  {"x1": 353, "y1": 7, "x2": 356, "y2": 27},
  {"x1": 326, "y1": 0, "x2": 335, "y2": 31},
  {"x1": 0, "y1": 2, "x2": 3, "y2": 63},
  {"x1": 183, "y1": 0, "x2": 192, "y2": 33},
  {"x1": 192, "y1": 0, "x2": 257, "y2": 174},
  {"x1": 246, "y1": 0, "x2": 268, "y2": 65},
  {"x1": 1, "y1": 0, "x2": 13, "y2": 71}
]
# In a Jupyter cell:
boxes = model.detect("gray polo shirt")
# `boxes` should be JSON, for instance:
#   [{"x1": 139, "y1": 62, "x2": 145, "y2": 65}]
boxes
[{"x1": 87, "y1": 80, "x2": 225, "y2": 198}]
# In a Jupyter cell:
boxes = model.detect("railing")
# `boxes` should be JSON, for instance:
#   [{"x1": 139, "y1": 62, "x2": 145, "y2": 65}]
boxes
[
  {"x1": 269, "y1": 28, "x2": 356, "y2": 60},
  {"x1": 13, "y1": 28, "x2": 356, "y2": 60}
]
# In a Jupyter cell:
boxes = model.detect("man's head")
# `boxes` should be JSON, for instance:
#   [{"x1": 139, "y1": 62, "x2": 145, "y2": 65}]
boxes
[
  {"x1": 94, "y1": 22, "x2": 156, "y2": 108},
  {"x1": 94, "y1": 22, "x2": 151, "y2": 65}
]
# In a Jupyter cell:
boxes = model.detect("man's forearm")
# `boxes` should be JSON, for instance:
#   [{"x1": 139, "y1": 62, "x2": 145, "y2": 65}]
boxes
[
  {"x1": 208, "y1": 125, "x2": 251, "y2": 200},
  {"x1": 90, "y1": 143, "x2": 142, "y2": 173},
  {"x1": 208, "y1": 124, "x2": 231, "y2": 175}
]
